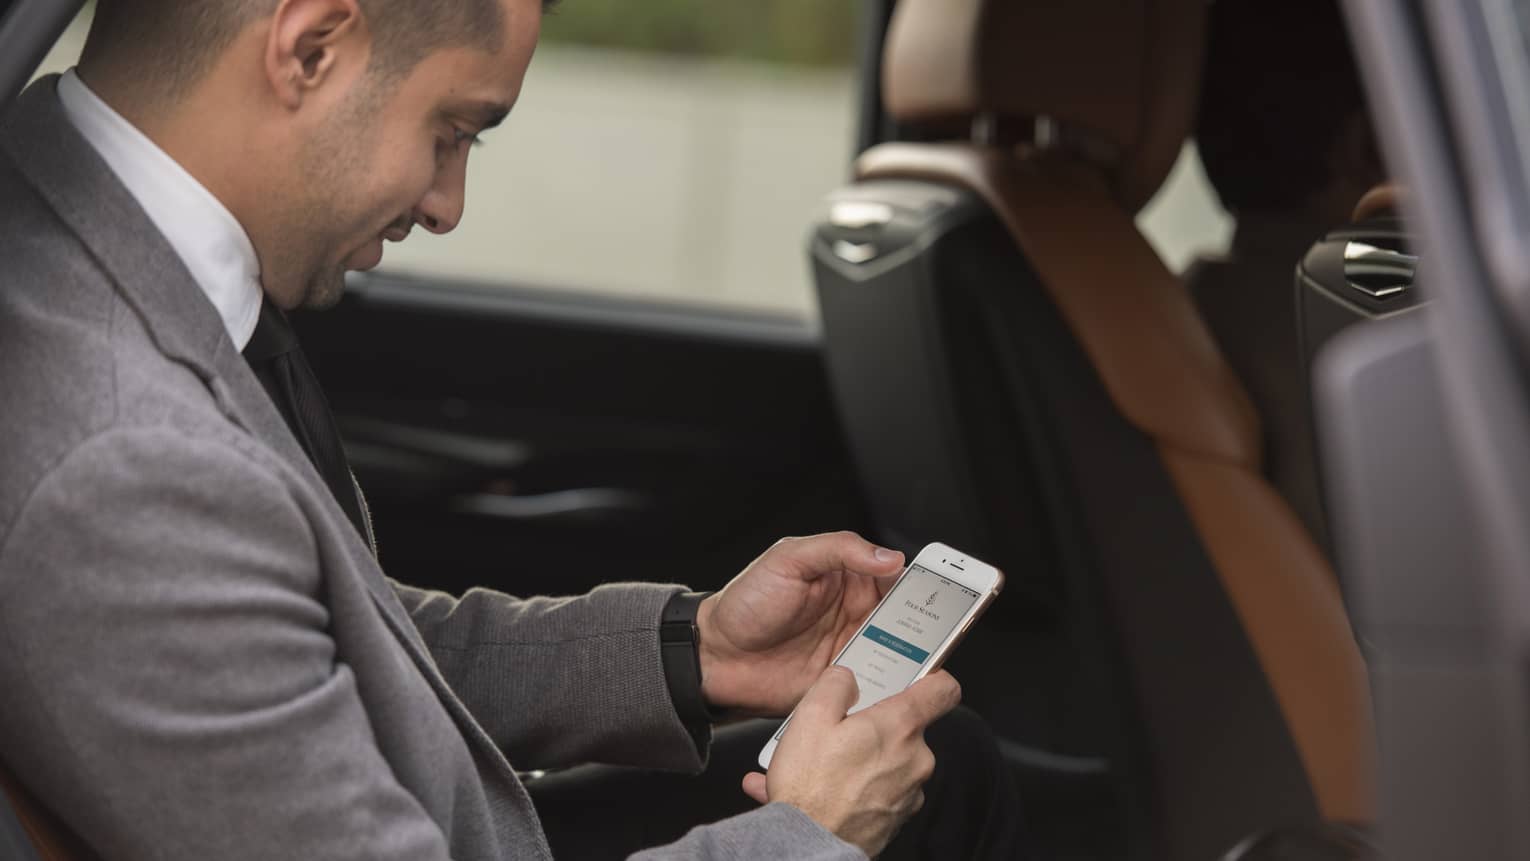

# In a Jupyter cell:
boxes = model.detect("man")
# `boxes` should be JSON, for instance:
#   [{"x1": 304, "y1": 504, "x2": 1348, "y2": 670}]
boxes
[
  {"x1": 1186, "y1": 0, "x2": 1387, "y2": 553},
  {"x1": 0, "y1": 0, "x2": 1022, "y2": 858}
]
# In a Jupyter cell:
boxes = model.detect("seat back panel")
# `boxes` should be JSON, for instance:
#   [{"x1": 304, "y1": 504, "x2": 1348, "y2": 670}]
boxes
[
  {"x1": 858, "y1": 144, "x2": 1263, "y2": 467},
  {"x1": 813, "y1": 178, "x2": 1333, "y2": 858},
  {"x1": 857, "y1": 141, "x2": 1374, "y2": 824}
]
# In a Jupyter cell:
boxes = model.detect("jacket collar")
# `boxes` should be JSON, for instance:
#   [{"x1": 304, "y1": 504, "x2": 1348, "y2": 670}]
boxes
[
  {"x1": 2, "y1": 76, "x2": 233, "y2": 381},
  {"x1": 0, "y1": 79, "x2": 338, "y2": 520}
]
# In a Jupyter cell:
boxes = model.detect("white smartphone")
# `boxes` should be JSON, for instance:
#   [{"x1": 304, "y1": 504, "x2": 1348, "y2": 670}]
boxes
[{"x1": 757, "y1": 541, "x2": 1003, "y2": 769}]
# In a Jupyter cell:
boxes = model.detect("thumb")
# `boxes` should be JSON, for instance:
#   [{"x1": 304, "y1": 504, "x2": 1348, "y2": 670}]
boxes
[
  {"x1": 765, "y1": 532, "x2": 903, "y2": 583},
  {"x1": 741, "y1": 771, "x2": 769, "y2": 805},
  {"x1": 794, "y1": 666, "x2": 860, "y2": 728}
]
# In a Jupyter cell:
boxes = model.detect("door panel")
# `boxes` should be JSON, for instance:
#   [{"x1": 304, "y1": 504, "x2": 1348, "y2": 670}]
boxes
[{"x1": 294, "y1": 272, "x2": 871, "y2": 599}]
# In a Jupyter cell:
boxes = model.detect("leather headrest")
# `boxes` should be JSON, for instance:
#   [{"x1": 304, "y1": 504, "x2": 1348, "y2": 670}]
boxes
[{"x1": 882, "y1": 0, "x2": 1207, "y2": 210}]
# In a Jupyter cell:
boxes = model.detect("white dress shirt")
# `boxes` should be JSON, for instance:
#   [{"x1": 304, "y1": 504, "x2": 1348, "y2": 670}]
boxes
[{"x1": 57, "y1": 69, "x2": 263, "y2": 351}]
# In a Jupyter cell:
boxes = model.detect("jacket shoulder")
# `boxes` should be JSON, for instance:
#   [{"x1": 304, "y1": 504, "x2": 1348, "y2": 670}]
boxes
[{"x1": 0, "y1": 160, "x2": 242, "y2": 546}]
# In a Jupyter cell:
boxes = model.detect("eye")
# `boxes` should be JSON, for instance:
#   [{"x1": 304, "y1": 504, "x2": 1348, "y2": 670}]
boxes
[{"x1": 453, "y1": 128, "x2": 483, "y2": 149}]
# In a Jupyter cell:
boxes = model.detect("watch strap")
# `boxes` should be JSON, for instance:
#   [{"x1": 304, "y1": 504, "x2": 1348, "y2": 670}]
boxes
[{"x1": 659, "y1": 590, "x2": 714, "y2": 753}]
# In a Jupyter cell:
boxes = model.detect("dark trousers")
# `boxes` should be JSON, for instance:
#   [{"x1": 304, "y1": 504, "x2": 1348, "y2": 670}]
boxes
[{"x1": 527, "y1": 706, "x2": 1031, "y2": 859}]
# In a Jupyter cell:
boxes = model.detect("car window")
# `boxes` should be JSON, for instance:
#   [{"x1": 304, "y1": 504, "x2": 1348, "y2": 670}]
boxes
[
  {"x1": 31, "y1": 2, "x2": 858, "y2": 319},
  {"x1": 1137, "y1": 143, "x2": 1233, "y2": 273},
  {"x1": 380, "y1": 2, "x2": 862, "y2": 318},
  {"x1": 31, "y1": 3, "x2": 1227, "y2": 316},
  {"x1": 28, "y1": 2, "x2": 88, "y2": 81}
]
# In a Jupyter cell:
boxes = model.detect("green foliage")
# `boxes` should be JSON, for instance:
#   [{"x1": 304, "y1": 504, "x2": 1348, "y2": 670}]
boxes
[{"x1": 541, "y1": 0, "x2": 860, "y2": 67}]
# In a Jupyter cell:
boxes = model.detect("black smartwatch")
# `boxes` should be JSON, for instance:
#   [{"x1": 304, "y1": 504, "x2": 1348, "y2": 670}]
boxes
[{"x1": 659, "y1": 590, "x2": 714, "y2": 753}]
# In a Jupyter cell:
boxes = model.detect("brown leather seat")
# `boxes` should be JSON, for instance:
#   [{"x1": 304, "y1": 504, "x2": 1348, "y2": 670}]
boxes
[
  {"x1": 810, "y1": 0, "x2": 1374, "y2": 856},
  {"x1": 0, "y1": 762, "x2": 95, "y2": 860}
]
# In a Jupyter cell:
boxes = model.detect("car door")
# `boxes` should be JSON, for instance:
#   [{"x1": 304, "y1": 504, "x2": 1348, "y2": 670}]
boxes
[
  {"x1": 296, "y1": 276, "x2": 868, "y2": 598},
  {"x1": 1321, "y1": 0, "x2": 1530, "y2": 857}
]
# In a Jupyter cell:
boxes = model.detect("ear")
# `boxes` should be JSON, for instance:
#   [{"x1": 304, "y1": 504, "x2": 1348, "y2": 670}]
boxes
[{"x1": 264, "y1": 0, "x2": 366, "y2": 110}]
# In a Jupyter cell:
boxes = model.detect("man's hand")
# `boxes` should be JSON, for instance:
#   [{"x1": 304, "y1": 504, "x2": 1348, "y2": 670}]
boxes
[
  {"x1": 741, "y1": 666, "x2": 961, "y2": 857},
  {"x1": 696, "y1": 532, "x2": 904, "y2": 716}
]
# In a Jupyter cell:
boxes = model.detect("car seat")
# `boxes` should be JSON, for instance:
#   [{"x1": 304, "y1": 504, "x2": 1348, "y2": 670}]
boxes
[{"x1": 809, "y1": 0, "x2": 1376, "y2": 856}]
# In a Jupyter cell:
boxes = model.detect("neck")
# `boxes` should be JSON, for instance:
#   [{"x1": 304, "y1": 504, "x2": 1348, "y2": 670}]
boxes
[{"x1": 75, "y1": 59, "x2": 285, "y2": 299}]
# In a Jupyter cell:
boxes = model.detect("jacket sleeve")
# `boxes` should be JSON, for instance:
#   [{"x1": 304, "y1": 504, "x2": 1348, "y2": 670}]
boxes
[
  {"x1": 390, "y1": 578, "x2": 710, "y2": 772},
  {"x1": 629, "y1": 804, "x2": 866, "y2": 861},
  {"x1": 0, "y1": 427, "x2": 454, "y2": 861}
]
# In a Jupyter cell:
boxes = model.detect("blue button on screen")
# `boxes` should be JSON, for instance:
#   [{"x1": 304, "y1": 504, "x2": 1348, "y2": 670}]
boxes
[{"x1": 862, "y1": 625, "x2": 930, "y2": 663}]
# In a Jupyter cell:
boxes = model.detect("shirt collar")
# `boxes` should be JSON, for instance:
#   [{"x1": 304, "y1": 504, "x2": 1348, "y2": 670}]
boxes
[{"x1": 56, "y1": 68, "x2": 264, "y2": 351}]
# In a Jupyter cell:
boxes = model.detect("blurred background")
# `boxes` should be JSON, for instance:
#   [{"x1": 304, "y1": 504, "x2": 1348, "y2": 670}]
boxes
[{"x1": 34, "y1": 1, "x2": 1232, "y2": 319}]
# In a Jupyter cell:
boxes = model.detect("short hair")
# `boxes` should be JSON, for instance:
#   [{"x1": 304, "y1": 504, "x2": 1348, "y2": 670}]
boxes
[
  {"x1": 85, "y1": 0, "x2": 542, "y2": 99},
  {"x1": 1195, "y1": 0, "x2": 1368, "y2": 214}
]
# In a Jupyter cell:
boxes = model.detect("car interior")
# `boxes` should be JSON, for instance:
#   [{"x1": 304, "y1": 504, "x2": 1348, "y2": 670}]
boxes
[{"x1": 5, "y1": 0, "x2": 1528, "y2": 859}]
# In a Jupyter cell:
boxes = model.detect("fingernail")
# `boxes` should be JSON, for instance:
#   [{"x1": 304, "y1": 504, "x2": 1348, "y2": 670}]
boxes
[{"x1": 874, "y1": 547, "x2": 899, "y2": 562}]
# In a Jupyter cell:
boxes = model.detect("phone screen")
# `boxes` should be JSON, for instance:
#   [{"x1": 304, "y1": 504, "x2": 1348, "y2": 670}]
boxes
[{"x1": 772, "y1": 563, "x2": 981, "y2": 742}]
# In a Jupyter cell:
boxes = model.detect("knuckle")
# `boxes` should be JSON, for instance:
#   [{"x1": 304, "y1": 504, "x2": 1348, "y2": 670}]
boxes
[
  {"x1": 860, "y1": 715, "x2": 889, "y2": 753},
  {"x1": 824, "y1": 665, "x2": 855, "y2": 692},
  {"x1": 914, "y1": 747, "x2": 937, "y2": 782},
  {"x1": 896, "y1": 699, "x2": 924, "y2": 731}
]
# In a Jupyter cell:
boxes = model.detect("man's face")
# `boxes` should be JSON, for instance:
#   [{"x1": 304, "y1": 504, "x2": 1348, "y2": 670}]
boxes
[{"x1": 278, "y1": 1, "x2": 540, "y2": 309}]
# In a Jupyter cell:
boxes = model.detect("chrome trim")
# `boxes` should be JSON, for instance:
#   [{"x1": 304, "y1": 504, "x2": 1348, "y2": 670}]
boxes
[
  {"x1": 827, "y1": 201, "x2": 894, "y2": 229},
  {"x1": 832, "y1": 240, "x2": 880, "y2": 264},
  {"x1": 1344, "y1": 240, "x2": 1419, "y2": 299}
]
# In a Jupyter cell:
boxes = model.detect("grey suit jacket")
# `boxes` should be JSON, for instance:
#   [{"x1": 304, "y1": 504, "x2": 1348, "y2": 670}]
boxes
[{"x1": 0, "y1": 77, "x2": 859, "y2": 860}]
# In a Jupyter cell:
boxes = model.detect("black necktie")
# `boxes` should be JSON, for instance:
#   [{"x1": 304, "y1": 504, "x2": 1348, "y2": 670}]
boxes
[{"x1": 242, "y1": 298, "x2": 374, "y2": 550}]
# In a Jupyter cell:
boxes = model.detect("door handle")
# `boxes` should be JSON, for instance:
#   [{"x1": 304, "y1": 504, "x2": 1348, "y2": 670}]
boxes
[
  {"x1": 340, "y1": 416, "x2": 531, "y2": 472},
  {"x1": 449, "y1": 487, "x2": 650, "y2": 522}
]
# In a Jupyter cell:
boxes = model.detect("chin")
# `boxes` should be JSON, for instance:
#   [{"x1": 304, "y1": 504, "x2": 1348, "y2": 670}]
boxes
[{"x1": 300, "y1": 270, "x2": 348, "y2": 311}]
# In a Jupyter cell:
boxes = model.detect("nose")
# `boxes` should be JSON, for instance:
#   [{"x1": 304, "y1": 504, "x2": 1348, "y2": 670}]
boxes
[{"x1": 413, "y1": 155, "x2": 468, "y2": 235}]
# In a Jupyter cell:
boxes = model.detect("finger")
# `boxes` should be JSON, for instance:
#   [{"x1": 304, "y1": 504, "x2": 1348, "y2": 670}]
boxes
[
  {"x1": 741, "y1": 772, "x2": 770, "y2": 805},
  {"x1": 793, "y1": 665, "x2": 860, "y2": 728},
  {"x1": 769, "y1": 532, "x2": 903, "y2": 583},
  {"x1": 867, "y1": 670, "x2": 961, "y2": 731}
]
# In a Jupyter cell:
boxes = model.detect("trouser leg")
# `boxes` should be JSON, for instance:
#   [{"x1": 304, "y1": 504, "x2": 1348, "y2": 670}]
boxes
[{"x1": 527, "y1": 706, "x2": 1031, "y2": 860}]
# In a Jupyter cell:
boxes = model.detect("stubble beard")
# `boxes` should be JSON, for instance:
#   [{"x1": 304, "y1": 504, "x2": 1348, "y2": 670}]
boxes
[
  {"x1": 299, "y1": 257, "x2": 349, "y2": 311},
  {"x1": 289, "y1": 83, "x2": 382, "y2": 311}
]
